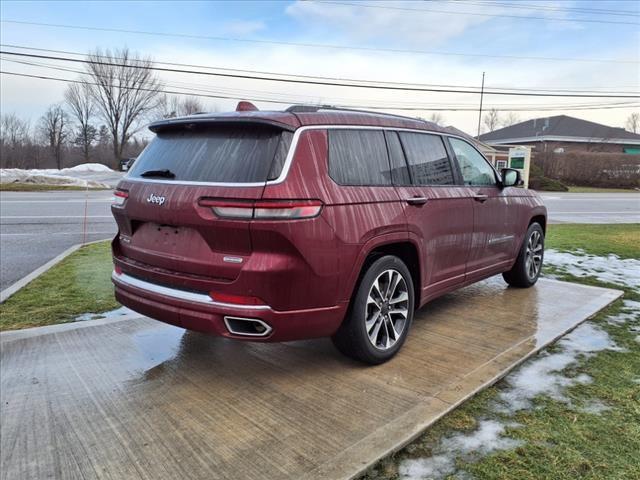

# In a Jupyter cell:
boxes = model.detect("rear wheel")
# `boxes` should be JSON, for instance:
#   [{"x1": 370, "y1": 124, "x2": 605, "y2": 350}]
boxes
[
  {"x1": 503, "y1": 222, "x2": 544, "y2": 288},
  {"x1": 332, "y1": 255, "x2": 415, "y2": 364}
]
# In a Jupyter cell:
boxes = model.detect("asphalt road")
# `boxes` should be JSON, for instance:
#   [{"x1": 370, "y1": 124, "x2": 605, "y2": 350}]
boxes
[
  {"x1": 0, "y1": 190, "x2": 638, "y2": 292},
  {"x1": 540, "y1": 192, "x2": 640, "y2": 224},
  {"x1": 0, "y1": 190, "x2": 117, "y2": 291}
]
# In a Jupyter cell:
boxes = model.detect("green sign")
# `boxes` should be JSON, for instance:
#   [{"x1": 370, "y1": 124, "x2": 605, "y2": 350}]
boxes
[{"x1": 510, "y1": 156, "x2": 525, "y2": 169}]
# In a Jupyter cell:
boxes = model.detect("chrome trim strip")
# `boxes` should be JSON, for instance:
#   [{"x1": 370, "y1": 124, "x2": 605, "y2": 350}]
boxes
[
  {"x1": 123, "y1": 125, "x2": 473, "y2": 188},
  {"x1": 223, "y1": 316, "x2": 273, "y2": 337},
  {"x1": 112, "y1": 271, "x2": 271, "y2": 310}
]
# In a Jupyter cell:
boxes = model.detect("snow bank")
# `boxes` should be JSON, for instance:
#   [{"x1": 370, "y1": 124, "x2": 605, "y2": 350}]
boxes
[
  {"x1": 64, "y1": 163, "x2": 113, "y2": 173},
  {"x1": 0, "y1": 163, "x2": 115, "y2": 188}
]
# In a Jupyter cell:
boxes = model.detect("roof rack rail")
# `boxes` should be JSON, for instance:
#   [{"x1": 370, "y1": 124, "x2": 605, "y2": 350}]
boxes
[{"x1": 285, "y1": 104, "x2": 429, "y2": 124}]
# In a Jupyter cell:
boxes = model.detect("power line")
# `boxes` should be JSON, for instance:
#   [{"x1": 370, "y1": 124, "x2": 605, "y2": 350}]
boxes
[
  {"x1": 453, "y1": 0, "x2": 640, "y2": 16},
  {"x1": 3, "y1": 43, "x2": 638, "y2": 94},
  {"x1": 5, "y1": 57, "x2": 635, "y2": 111},
  {"x1": 1, "y1": 19, "x2": 636, "y2": 65},
  {"x1": 316, "y1": 1, "x2": 640, "y2": 25},
  {"x1": 2, "y1": 70, "x2": 638, "y2": 112},
  {"x1": 2, "y1": 50, "x2": 638, "y2": 99}
]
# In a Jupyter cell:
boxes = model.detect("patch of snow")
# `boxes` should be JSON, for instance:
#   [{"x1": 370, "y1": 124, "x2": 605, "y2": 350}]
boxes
[
  {"x1": 544, "y1": 249, "x2": 640, "y2": 289},
  {"x1": 578, "y1": 400, "x2": 611, "y2": 415},
  {"x1": 497, "y1": 323, "x2": 622, "y2": 414},
  {"x1": 399, "y1": 420, "x2": 522, "y2": 480}
]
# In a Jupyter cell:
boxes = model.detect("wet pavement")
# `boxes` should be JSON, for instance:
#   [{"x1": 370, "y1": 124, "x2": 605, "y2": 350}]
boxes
[{"x1": 0, "y1": 277, "x2": 621, "y2": 480}]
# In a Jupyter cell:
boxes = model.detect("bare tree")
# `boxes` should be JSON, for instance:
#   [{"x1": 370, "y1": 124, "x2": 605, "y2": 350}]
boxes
[
  {"x1": 1, "y1": 113, "x2": 31, "y2": 168},
  {"x1": 84, "y1": 48, "x2": 162, "y2": 166},
  {"x1": 157, "y1": 94, "x2": 205, "y2": 119},
  {"x1": 626, "y1": 112, "x2": 640, "y2": 133},
  {"x1": 427, "y1": 112, "x2": 445, "y2": 125},
  {"x1": 502, "y1": 112, "x2": 520, "y2": 127},
  {"x1": 65, "y1": 82, "x2": 97, "y2": 163},
  {"x1": 38, "y1": 104, "x2": 69, "y2": 169},
  {"x1": 483, "y1": 109, "x2": 500, "y2": 132}
]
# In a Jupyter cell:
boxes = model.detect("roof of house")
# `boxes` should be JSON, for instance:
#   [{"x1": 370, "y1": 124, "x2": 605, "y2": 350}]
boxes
[{"x1": 478, "y1": 115, "x2": 640, "y2": 145}]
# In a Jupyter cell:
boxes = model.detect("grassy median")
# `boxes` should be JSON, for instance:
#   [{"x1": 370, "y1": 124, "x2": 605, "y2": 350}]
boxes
[{"x1": 0, "y1": 241, "x2": 119, "y2": 330}]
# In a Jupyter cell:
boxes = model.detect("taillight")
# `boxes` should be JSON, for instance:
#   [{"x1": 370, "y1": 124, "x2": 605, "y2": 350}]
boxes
[
  {"x1": 112, "y1": 190, "x2": 128, "y2": 206},
  {"x1": 200, "y1": 199, "x2": 323, "y2": 220},
  {"x1": 254, "y1": 200, "x2": 323, "y2": 219},
  {"x1": 114, "y1": 265, "x2": 122, "y2": 275},
  {"x1": 209, "y1": 291, "x2": 265, "y2": 306}
]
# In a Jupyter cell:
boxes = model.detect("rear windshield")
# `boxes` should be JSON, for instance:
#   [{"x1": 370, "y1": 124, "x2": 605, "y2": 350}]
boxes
[{"x1": 128, "y1": 125, "x2": 293, "y2": 183}]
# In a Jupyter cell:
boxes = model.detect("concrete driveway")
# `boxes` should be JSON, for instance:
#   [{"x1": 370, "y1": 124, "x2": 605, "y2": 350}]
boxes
[{"x1": 0, "y1": 277, "x2": 620, "y2": 480}]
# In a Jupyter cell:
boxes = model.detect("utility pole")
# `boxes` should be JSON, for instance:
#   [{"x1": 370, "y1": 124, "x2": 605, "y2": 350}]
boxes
[{"x1": 477, "y1": 72, "x2": 485, "y2": 138}]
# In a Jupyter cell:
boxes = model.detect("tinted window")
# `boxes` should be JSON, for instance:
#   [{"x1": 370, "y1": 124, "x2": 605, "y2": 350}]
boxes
[
  {"x1": 128, "y1": 126, "x2": 292, "y2": 183},
  {"x1": 398, "y1": 132, "x2": 454, "y2": 186},
  {"x1": 328, "y1": 130, "x2": 391, "y2": 186},
  {"x1": 449, "y1": 137, "x2": 497, "y2": 186},
  {"x1": 384, "y1": 131, "x2": 411, "y2": 185}
]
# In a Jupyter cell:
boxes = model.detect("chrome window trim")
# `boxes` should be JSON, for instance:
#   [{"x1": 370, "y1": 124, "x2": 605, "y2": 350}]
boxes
[
  {"x1": 112, "y1": 271, "x2": 271, "y2": 311},
  {"x1": 123, "y1": 125, "x2": 476, "y2": 188}
]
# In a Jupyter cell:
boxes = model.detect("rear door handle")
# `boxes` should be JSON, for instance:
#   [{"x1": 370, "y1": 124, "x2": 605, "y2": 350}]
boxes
[
  {"x1": 473, "y1": 194, "x2": 489, "y2": 203},
  {"x1": 406, "y1": 196, "x2": 429, "y2": 206}
]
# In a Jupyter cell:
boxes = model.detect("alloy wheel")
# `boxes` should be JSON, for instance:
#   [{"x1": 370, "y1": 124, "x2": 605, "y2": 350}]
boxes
[
  {"x1": 525, "y1": 230, "x2": 543, "y2": 279},
  {"x1": 365, "y1": 269, "x2": 409, "y2": 350}
]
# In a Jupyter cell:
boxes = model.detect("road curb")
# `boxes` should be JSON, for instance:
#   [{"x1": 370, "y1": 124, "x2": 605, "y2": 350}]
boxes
[
  {"x1": 0, "y1": 238, "x2": 108, "y2": 303},
  {"x1": 0, "y1": 312, "x2": 142, "y2": 344}
]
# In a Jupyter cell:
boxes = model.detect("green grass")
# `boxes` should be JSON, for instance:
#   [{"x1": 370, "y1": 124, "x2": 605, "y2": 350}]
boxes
[
  {"x1": 360, "y1": 224, "x2": 640, "y2": 480},
  {"x1": 567, "y1": 186, "x2": 638, "y2": 193},
  {"x1": 546, "y1": 223, "x2": 639, "y2": 259},
  {"x1": 0, "y1": 241, "x2": 119, "y2": 331},
  {"x1": 0, "y1": 183, "x2": 109, "y2": 191}
]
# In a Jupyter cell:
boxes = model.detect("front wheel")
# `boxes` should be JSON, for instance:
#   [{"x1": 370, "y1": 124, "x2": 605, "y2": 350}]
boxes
[
  {"x1": 332, "y1": 255, "x2": 415, "y2": 365},
  {"x1": 503, "y1": 222, "x2": 544, "y2": 288}
]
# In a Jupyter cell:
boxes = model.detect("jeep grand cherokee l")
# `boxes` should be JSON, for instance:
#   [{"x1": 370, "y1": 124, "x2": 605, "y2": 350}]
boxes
[{"x1": 111, "y1": 105, "x2": 547, "y2": 364}]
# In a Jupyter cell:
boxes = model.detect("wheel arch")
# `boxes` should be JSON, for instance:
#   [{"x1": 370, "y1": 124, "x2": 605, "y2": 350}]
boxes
[{"x1": 347, "y1": 239, "x2": 421, "y2": 311}]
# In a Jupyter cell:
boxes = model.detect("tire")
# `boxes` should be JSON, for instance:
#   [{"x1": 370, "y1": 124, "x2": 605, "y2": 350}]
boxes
[
  {"x1": 503, "y1": 222, "x2": 544, "y2": 288},
  {"x1": 332, "y1": 255, "x2": 415, "y2": 365}
]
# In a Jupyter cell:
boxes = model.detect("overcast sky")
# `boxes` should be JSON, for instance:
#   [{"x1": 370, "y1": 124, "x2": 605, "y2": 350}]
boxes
[{"x1": 1, "y1": 0, "x2": 638, "y2": 135}]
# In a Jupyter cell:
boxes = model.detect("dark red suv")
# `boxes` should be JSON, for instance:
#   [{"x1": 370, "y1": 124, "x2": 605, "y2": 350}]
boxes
[{"x1": 111, "y1": 105, "x2": 546, "y2": 364}]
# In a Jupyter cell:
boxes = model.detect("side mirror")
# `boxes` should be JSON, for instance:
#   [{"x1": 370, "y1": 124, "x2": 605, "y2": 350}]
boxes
[{"x1": 501, "y1": 168, "x2": 522, "y2": 188}]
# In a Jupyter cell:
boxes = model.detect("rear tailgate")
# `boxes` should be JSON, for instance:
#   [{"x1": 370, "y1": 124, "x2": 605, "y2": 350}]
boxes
[{"x1": 111, "y1": 120, "x2": 294, "y2": 287}]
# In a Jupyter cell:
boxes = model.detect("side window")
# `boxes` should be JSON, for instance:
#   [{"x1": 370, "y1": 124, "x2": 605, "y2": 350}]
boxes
[
  {"x1": 328, "y1": 130, "x2": 392, "y2": 186},
  {"x1": 384, "y1": 131, "x2": 411, "y2": 185},
  {"x1": 398, "y1": 132, "x2": 455, "y2": 186},
  {"x1": 449, "y1": 137, "x2": 497, "y2": 186}
]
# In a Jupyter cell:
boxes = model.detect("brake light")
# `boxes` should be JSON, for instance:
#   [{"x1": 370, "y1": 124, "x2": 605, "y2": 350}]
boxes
[
  {"x1": 114, "y1": 265, "x2": 122, "y2": 275},
  {"x1": 209, "y1": 291, "x2": 265, "y2": 306},
  {"x1": 200, "y1": 199, "x2": 323, "y2": 220},
  {"x1": 254, "y1": 200, "x2": 323, "y2": 219},
  {"x1": 112, "y1": 190, "x2": 128, "y2": 206}
]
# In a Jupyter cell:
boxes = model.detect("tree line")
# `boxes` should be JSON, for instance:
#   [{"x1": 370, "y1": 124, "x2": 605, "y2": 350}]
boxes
[{"x1": 1, "y1": 47, "x2": 211, "y2": 170}]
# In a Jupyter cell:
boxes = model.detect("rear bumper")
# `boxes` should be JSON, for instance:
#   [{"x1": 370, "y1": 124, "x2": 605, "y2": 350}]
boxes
[{"x1": 112, "y1": 272, "x2": 346, "y2": 342}]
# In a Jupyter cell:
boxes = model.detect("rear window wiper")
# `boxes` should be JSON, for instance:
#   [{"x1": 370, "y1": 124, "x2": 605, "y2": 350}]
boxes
[{"x1": 140, "y1": 169, "x2": 176, "y2": 179}]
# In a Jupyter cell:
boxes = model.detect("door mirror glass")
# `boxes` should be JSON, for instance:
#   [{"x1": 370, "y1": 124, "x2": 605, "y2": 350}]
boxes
[{"x1": 501, "y1": 168, "x2": 521, "y2": 187}]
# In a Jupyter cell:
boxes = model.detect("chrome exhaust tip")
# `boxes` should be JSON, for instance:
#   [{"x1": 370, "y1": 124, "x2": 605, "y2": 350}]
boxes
[{"x1": 223, "y1": 316, "x2": 273, "y2": 337}]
